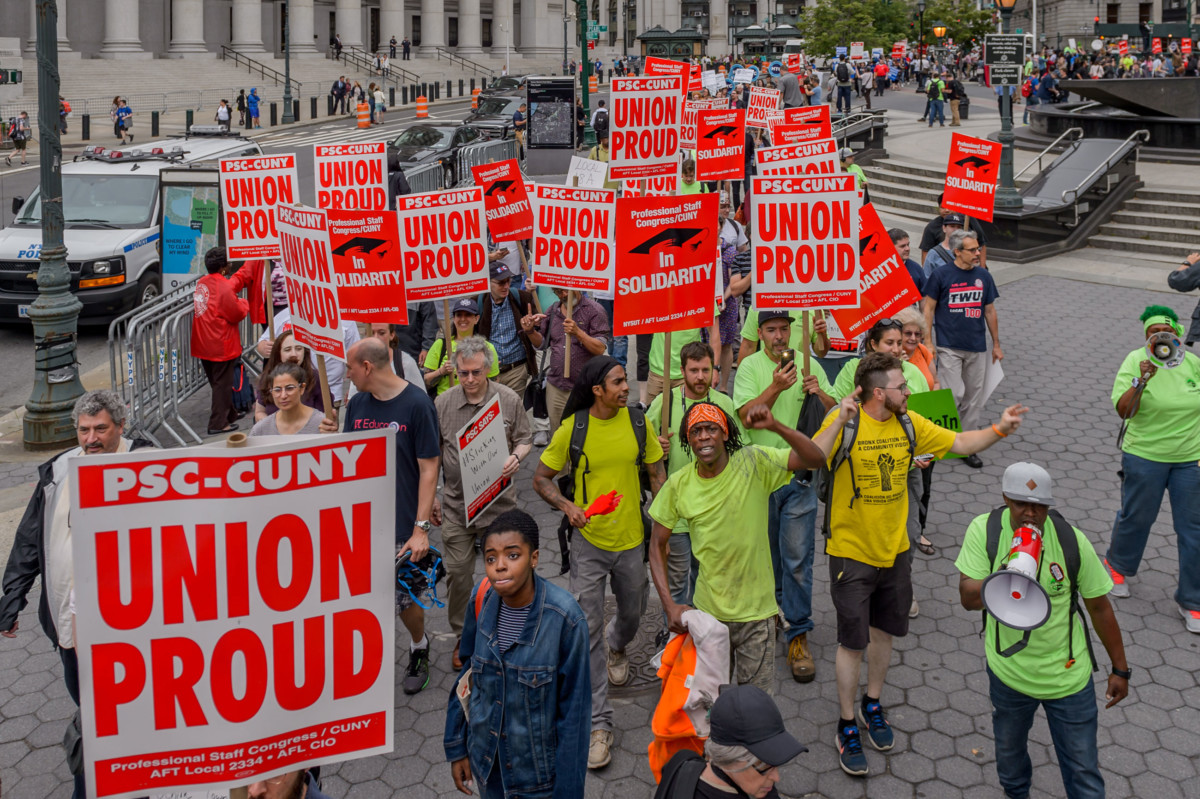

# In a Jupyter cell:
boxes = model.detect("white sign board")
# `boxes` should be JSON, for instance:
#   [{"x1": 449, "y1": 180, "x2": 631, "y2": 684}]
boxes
[
  {"x1": 566, "y1": 156, "x2": 609, "y2": 189},
  {"x1": 457, "y1": 395, "x2": 513, "y2": 524},
  {"x1": 276, "y1": 204, "x2": 347, "y2": 362}
]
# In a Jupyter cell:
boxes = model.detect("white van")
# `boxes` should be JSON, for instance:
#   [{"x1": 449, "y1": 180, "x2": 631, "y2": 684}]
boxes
[{"x1": 0, "y1": 130, "x2": 261, "y2": 323}]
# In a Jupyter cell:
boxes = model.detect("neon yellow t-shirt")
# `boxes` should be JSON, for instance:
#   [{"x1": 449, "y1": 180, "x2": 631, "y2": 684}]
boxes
[
  {"x1": 649, "y1": 328, "x2": 705, "y2": 380},
  {"x1": 1110, "y1": 347, "x2": 1200, "y2": 462},
  {"x1": 733, "y1": 350, "x2": 832, "y2": 449},
  {"x1": 423, "y1": 338, "x2": 501, "y2": 395}
]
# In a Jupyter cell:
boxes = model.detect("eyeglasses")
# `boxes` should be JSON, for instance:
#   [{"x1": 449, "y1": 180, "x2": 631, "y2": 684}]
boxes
[
  {"x1": 456, "y1": 368, "x2": 486, "y2": 379},
  {"x1": 882, "y1": 383, "x2": 912, "y2": 394},
  {"x1": 270, "y1": 383, "x2": 303, "y2": 395},
  {"x1": 729, "y1": 759, "x2": 774, "y2": 776},
  {"x1": 961, "y1": 245, "x2": 981, "y2": 253}
]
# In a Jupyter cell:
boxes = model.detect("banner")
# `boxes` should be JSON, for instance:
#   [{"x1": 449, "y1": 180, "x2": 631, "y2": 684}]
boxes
[
  {"x1": 756, "y1": 138, "x2": 840, "y2": 176},
  {"x1": 733, "y1": 67, "x2": 755, "y2": 84},
  {"x1": 745, "y1": 86, "x2": 781, "y2": 129},
  {"x1": 696, "y1": 108, "x2": 745, "y2": 182},
  {"x1": 531, "y1": 185, "x2": 616, "y2": 292},
  {"x1": 219, "y1": 154, "x2": 299, "y2": 260},
  {"x1": 1117, "y1": 39, "x2": 1129, "y2": 56},
  {"x1": 71, "y1": 432, "x2": 396, "y2": 798},
  {"x1": 689, "y1": 63, "x2": 704, "y2": 93},
  {"x1": 313, "y1": 142, "x2": 388, "y2": 211},
  {"x1": 782, "y1": 105, "x2": 833, "y2": 137},
  {"x1": 472, "y1": 159, "x2": 534, "y2": 242},
  {"x1": 327, "y1": 210, "x2": 407, "y2": 323},
  {"x1": 1182, "y1": 38, "x2": 1192, "y2": 55},
  {"x1": 850, "y1": 42, "x2": 865, "y2": 61},
  {"x1": 457, "y1": 396, "x2": 514, "y2": 524},
  {"x1": 609, "y1": 76, "x2": 683, "y2": 180},
  {"x1": 681, "y1": 99, "x2": 701, "y2": 150},
  {"x1": 943, "y1": 132, "x2": 1001, "y2": 222},
  {"x1": 829, "y1": 203, "x2": 921, "y2": 339},
  {"x1": 1152, "y1": 37, "x2": 1162, "y2": 53},
  {"x1": 904, "y1": 388, "x2": 965, "y2": 458},
  {"x1": 702, "y1": 70, "x2": 724, "y2": 93},
  {"x1": 786, "y1": 53, "x2": 802, "y2": 73},
  {"x1": 643, "y1": 56, "x2": 692, "y2": 97},
  {"x1": 613, "y1": 193, "x2": 718, "y2": 335},
  {"x1": 396, "y1": 187, "x2": 489, "y2": 301},
  {"x1": 751, "y1": 175, "x2": 861, "y2": 310},
  {"x1": 276, "y1": 204, "x2": 347, "y2": 361}
]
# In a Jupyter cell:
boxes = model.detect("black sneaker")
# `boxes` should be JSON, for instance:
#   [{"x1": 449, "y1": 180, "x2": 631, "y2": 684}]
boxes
[
  {"x1": 963, "y1": 453, "x2": 983, "y2": 469},
  {"x1": 836, "y1": 723, "x2": 869, "y2": 776},
  {"x1": 857, "y1": 699, "x2": 894, "y2": 751},
  {"x1": 403, "y1": 647, "x2": 430, "y2": 695}
]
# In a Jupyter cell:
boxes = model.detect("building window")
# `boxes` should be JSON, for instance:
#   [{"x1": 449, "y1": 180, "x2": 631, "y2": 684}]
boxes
[
  {"x1": 483, "y1": 20, "x2": 493, "y2": 47},
  {"x1": 450, "y1": 17, "x2": 458, "y2": 46},
  {"x1": 1106, "y1": 3, "x2": 1120, "y2": 23},
  {"x1": 1137, "y1": 2, "x2": 1151, "y2": 23},
  {"x1": 413, "y1": 15, "x2": 422, "y2": 46}
]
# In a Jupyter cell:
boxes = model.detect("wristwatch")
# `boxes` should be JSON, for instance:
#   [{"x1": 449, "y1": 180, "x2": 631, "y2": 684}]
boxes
[
  {"x1": 1111, "y1": 666, "x2": 1132, "y2": 680},
  {"x1": 1131, "y1": 377, "x2": 1143, "y2": 389},
  {"x1": 414, "y1": 520, "x2": 432, "y2": 533}
]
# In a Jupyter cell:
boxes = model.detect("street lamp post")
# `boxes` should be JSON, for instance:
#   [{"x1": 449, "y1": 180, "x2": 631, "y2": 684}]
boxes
[
  {"x1": 25, "y1": 0, "x2": 85, "y2": 449},
  {"x1": 917, "y1": 0, "x2": 926, "y2": 61},
  {"x1": 932, "y1": 21, "x2": 946, "y2": 66},
  {"x1": 578, "y1": 0, "x2": 597, "y2": 148},
  {"x1": 994, "y1": 0, "x2": 1023, "y2": 209},
  {"x1": 281, "y1": 0, "x2": 294, "y2": 124}
]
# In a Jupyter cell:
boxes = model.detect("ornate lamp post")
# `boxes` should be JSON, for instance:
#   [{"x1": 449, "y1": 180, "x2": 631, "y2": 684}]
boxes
[
  {"x1": 917, "y1": 0, "x2": 926, "y2": 58},
  {"x1": 994, "y1": 0, "x2": 1023, "y2": 209},
  {"x1": 577, "y1": 0, "x2": 598, "y2": 148},
  {"x1": 281, "y1": 0, "x2": 294, "y2": 124}
]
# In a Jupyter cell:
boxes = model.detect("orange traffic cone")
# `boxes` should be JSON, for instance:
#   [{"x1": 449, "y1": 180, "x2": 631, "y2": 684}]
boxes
[
  {"x1": 416, "y1": 95, "x2": 429, "y2": 118},
  {"x1": 356, "y1": 103, "x2": 370, "y2": 128},
  {"x1": 588, "y1": 75, "x2": 598, "y2": 94},
  {"x1": 472, "y1": 87, "x2": 481, "y2": 109}
]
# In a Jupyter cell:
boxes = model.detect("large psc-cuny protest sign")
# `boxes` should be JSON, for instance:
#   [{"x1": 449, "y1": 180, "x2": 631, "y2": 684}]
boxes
[
  {"x1": 613, "y1": 193, "x2": 718, "y2": 335},
  {"x1": 943, "y1": 132, "x2": 1001, "y2": 222},
  {"x1": 680, "y1": 99, "x2": 706, "y2": 150},
  {"x1": 458, "y1": 395, "x2": 513, "y2": 524},
  {"x1": 313, "y1": 142, "x2": 388, "y2": 211},
  {"x1": 745, "y1": 86, "x2": 781, "y2": 129},
  {"x1": 219, "y1": 155, "x2": 299, "y2": 260},
  {"x1": 752, "y1": 175, "x2": 861, "y2": 310},
  {"x1": 71, "y1": 432, "x2": 396, "y2": 798},
  {"x1": 769, "y1": 123, "x2": 828, "y2": 146},
  {"x1": 276, "y1": 204, "x2": 347, "y2": 361},
  {"x1": 471, "y1": 159, "x2": 534, "y2": 242},
  {"x1": 609, "y1": 76, "x2": 682, "y2": 180},
  {"x1": 396, "y1": 187, "x2": 489, "y2": 301},
  {"x1": 829, "y1": 203, "x2": 922, "y2": 338},
  {"x1": 696, "y1": 108, "x2": 746, "y2": 182},
  {"x1": 531, "y1": 185, "x2": 616, "y2": 292},
  {"x1": 643, "y1": 56, "x2": 692, "y2": 96},
  {"x1": 756, "y1": 138, "x2": 840, "y2": 176},
  {"x1": 327, "y1": 210, "x2": 408, "y2": 323}
]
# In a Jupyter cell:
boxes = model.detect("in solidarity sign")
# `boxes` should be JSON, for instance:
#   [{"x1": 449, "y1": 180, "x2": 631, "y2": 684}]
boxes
[{"x1": 943, "y1": 132, "x2": 1001, "y2": 222}]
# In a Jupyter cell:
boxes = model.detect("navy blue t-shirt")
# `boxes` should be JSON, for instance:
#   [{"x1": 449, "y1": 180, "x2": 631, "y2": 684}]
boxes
[
  {"x1": 342, "y1": 382, "x2": 440, "y2": 543},
  {"x1": 922, "y1": 263, "x2": 999, "y2": 353},
  {"x1": 904, "y1": 257, "x2": 926, "y2": 295}
]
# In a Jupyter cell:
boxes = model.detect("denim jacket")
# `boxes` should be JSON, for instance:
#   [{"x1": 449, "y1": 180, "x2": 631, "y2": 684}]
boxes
[{"x1": 444, "y1": 574, "x2": 591, "y2": 799}]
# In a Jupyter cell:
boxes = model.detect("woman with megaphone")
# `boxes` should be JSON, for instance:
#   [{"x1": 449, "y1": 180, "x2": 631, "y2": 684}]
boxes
[{"x1": 1105, "y1": 304, "x2": 1200, "y2": 635}]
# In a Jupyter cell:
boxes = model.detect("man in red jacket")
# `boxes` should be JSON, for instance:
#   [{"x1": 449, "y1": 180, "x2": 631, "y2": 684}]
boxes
[{"x1": 191, "y1": 247, "x2": 254, "y2": 435}]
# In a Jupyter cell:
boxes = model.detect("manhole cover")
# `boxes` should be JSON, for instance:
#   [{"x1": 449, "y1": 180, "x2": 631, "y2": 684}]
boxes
[{"x1": 605, "y1": 592, "x2": 667, "y2": 698}]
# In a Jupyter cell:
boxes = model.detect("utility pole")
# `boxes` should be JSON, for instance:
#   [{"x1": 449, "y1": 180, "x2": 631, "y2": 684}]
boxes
[
  {"x1": 25, "y1": 0, "x2": 85, "y2": 449},
  {"x1": 994, "y1": 0, "x2": 1023, "y2": 210},
  {"x1": 281, "y1": 0, "x2": 294, "y2": 123},
  {"x1": 578, "y1": 0, "x2": 597, "y2": 148}
]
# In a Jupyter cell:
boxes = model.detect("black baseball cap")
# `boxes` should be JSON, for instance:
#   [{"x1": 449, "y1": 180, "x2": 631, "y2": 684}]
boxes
[
  {"x1": 709, "y1": 684, "x2": 808, "y2": 766},
  {"x1": 757, "y1": 310, "x2": 795, "y2": 326},
  {"x1": 490, "y1": 262, "x2": 513, "y2": 280},
  {"x1": 452, "y1": 297, "x2": 480, "y2": 315},
  {"x1": 943, "y1": 212, "x2": 965, "y2": 226}
]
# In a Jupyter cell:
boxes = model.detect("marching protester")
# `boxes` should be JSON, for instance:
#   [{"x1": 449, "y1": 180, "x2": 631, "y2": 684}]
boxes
[
  {"x1": 533, "y1": 356, "x2": 666, "y2": 768},
  {"x1": 366, "y1": 322, "x2": 426, "y2": 387},
  {"x1": 829, "y1": 319, "x2": 929, "y2": 401},
  {"x1": 888, "y1": 228, "x2": 928, "y2": 295},
  {"x1": 1105, "y1": 305, "x2": 1200, "y2": 632},
  {"x1": 1, "y1": 390, "x2": 153, "y2": 799},
  {"x1": 321, "y1": 338, "x2": 441, "y2": 694},
  {"x1": 813, "y1": 352, "x2": 1028, "y2": 776},
  {"x1": 918, "y1": 212, "x2": 965, "y2": 277},
  {"x1": 522, "y1": 288, "x2": 610, "y2": 436},
  {"x1": 253, "y1": 329, "x2": 325, "y2": 421},
  {"x1": 191, "y1": 247, "x2": 255, "y2": 436},
  {"x1": 444, "y1": 510, "x2": 591, "y2": 798},
  {"x1": 424, "y1": 298, "x2": 501, "y2": 396},
  {"x1": 249, "y1": 362, "x2": 324, "y2": 436},
  {"x1": 256, "y1": 305, "x2": 361, "y2": 405},
  {"x1": 432, "y1": 336, "x2": 533, "y2": 668},
  {"x1": 956, "y1": 462, "x2": 1129, "y2": 799},
  {"x1": 920, "y1": 194, "x2": 989, "y2": 270},
  {"x1": 1167, "y1": 251, "x2": 1200, "y2": 345},
  {"x1": 477, "y1": 261, "x2": 538, "y2": 396}
]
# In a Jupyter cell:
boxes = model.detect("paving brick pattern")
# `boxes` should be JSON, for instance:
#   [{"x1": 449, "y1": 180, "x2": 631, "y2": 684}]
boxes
[{"x1": 2, "y1": 276, "x2": 1199, "y2": 798}]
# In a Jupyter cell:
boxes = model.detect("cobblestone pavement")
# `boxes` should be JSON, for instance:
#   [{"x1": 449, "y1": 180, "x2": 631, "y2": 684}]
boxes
[{"x1": 3, "y1": 275, "x2": 1200, "y2": 799}]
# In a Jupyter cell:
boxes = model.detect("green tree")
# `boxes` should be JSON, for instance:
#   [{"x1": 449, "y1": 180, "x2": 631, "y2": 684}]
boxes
[
  {"x1": 922, "y1": 0, "x2": 996, "y2": 52},
  {"x1": 798, "y1": 0, "x2": 877, "y2": 55}
]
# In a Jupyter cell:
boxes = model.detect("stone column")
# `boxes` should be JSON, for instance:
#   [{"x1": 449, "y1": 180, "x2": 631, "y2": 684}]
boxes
[
  {"x1": 28, "y1": 0, "x2": 73, "y2": 53},
  {"x1": 379, "y1": 0, "x2": 405, "y2": 52},
  {"x1": 457, "y1": 0, "x2": 484, "y2": 54},
  {"x1": 290, "y1": 0, "x2": 320, "y2": 55},
  {"x1": 168, "y1": 0, "x2": 211, "y2": 56},
  {"x1": 492, "y1": 0, "x2": 514, "y2": 61},
  {"x1": 101, "y1": 0, "x2": 149, "y2": 58},
  {"x1": 519, "y1": 0, "x2": 541, "y2": 55},
  {"x1": 230, "y1": 0, "x2": 266, "y2": 53},
  {"x1": 336, "y1": 0, "x2": 365, "y2": 48},
  {"x1": 417, "y1": 0, "x2": 447, "y2": 54}
]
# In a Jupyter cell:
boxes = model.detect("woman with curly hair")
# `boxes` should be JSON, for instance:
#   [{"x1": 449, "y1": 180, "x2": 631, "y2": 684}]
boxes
[{"x1": 253, "y1": 329, "x2": 324, "y2": 421}]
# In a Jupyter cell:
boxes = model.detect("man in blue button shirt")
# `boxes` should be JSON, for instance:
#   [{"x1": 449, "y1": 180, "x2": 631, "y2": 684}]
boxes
[{"x1": 478, "y1": 261, "x2": 538, "y2": 396}]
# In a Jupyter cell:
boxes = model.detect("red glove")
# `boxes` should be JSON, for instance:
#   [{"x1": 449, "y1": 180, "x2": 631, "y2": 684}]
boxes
[{"x1": 585, "y1": 491, "x2": 624, "y2": 519}]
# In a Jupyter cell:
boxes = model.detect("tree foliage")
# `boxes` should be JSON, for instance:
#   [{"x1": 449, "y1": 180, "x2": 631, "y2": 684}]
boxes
[{"x1": 798, "y1": 0, "x2": 996, "y2": 56}]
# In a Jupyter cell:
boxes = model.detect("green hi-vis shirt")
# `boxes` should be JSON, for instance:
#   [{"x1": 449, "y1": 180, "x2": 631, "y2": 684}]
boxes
[
  {"x1": 1111, "y1": 347, "x2": 1200, "y2": 463},
  {"x1": 649, "y1": 328, "x2": 705, "y2": 381},
  {"x1": 955, "y1": 509, "x2": 1113, "y2": 700},
  {"x1": 650, "y1": 446, "x2": 792, "y2": 623},
  {"x1": 732, "y1": 350, "x2": 833, "y2": 449},
  {"x1": 830, "y1": 357, "x2": 930, "y2": 402}
]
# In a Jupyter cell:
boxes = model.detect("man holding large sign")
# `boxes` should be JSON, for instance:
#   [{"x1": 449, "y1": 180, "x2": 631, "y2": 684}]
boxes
[
  {"x1": 70, "y1": 431, "x2": 396, "y2": 797},
  {"x1": 609, "y1": 76, "x2": 682, "y2": 180}
]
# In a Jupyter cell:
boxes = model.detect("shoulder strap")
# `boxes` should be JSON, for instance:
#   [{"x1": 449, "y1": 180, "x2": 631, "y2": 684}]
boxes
[
  {"x1": 628, "y1": 406, "x2": 648, "y2": 466},
  {"x1": 655, "y1": 751, "x2": 706, "y2": 799},
  {"x1": 568, "y1": 410, "x2": 592, "y2": 505},
  {"x1": 1048, "y1": 509, "x2": 1098, "y2": 673}
]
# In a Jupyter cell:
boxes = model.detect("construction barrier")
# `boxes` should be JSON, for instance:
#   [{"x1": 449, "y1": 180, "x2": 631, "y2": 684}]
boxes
[
  {"x1": 416, "y1": 95, "x2": 429, "y2": 118},
  {"x1": 472, "y1": 87, "x2": 482, "y2": 109},
  {"x1": 589, "y1": 75, "x2": 598, "y2": 94},
  {"x1": 357, "y1": 102, "x2": 371, "y2": 128}
]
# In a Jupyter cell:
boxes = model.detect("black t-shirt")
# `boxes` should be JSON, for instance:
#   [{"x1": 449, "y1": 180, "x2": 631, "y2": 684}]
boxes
[
  {"x1": 342, "y1": 383, "x2": 441, "y2": 543},
  {"x1": 918, "y1": 214, "x2": 988, "y2": 253}
]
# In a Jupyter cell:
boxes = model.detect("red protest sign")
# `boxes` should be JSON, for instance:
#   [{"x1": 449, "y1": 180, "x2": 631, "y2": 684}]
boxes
[
  {"x1": 770, "y1": 123, "x2": 828, "y2": 146},
  {"x1": 1152, "y1": 37, "x2": 1162, "y2": 53},
  {"x1": 786, "y1": 53, "x2": 803, "y2": 73},
  {"x1": 472, "y1": 158, "x2": 534, "y2": 242},
  {"x1": 1118, "y1": 39, "x2": 1129, "y2": 55},
  {"x1": 313, "y1": 142, "x2": 388, "y2": 211},
  {"x1": 276, "y1": 204, "x2": 347, "y2": 361},
  {"x1": 531, "y1": 185, "x2": 616, "y2": 292},
  {"x1": 1182, "y1": 38, "x2": 1193, "y2": 55},
  {"x1": 643, "y1": 56, "x2": 692, "y2": 96},
  {"x1": 71, "y1": 432, "x2": 396, "y2": 797},
  {"x1": 943, "y1": 132, "x2": 1001, "y2": 222},
  {"x1": 756, "y1": 138, "x2": 840, "y2": 176},
  {"x1": 328, "y1": 210, "x2": 407, "y2": 323},
  {"x1": 609, "y1": 76, "x2": 682, "y2": 180},
  {"x1": 613, "y1": 193, "x2": 719, "y2": 335},
  {"x1": 689, "y1": 63, "x2": 704, "y2": 93},
  {"x1": 745, "y1": 86, "x2": 781, "y2": 129},
  {"x1": 829, "y1": 203, "x2": 921, "y2": 339},
  {"x1": 751, "y1": 174, "x2": 861, "y2": 310},
  {"x1": 782, "y1": 105, "x2": 833, "y2": 137},
  {"x1": 219, "y1": 154, "x2": 299, "y2": 260},
  {"x1": 396, "y1": 187, "x2": 489, "y2": 301},
  {"x1": 696, "y1": 108, "x2": 745, "y2": 181},
  {"x1": 623, "y1": 168, "x2": 680, "y2": 197},
  {"x1": 681, "y1": 99, "x2": 704, "y2": 150}
]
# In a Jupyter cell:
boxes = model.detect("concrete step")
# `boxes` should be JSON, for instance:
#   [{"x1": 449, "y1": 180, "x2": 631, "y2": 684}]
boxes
[
  {"x1": 1122, "y1": 198, "x2": 1200, "y2": 218},
  {"x1": 1111, "y1": 210, "x2": 1200, "y2": 230},
  {"x1": 1089, "y1": 232, "x2": 1199, "y2": 257},
  {"x1": 863, "y1": 165, "x2": 946, "y2": 192},
  {"x1": 1132, "y1": 188, "x2": 1200, "y2": 204},
  {"x1": 1076, "y1": 246, "x2": 1185, "y2": 266},
  {"x1": 1096, "y1": 222, "x2": 1199, "y2": 246},
  {"x1": 865, "y1": 158, "x2": 947, "y2": 182}
]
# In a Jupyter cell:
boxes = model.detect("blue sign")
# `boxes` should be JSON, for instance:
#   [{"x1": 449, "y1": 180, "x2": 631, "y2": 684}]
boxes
[
  {"x1": 835, "y1": 46, "x2": 848, "y2": 57},
  {"x1": 768, "y1": 60, "x2": 782, "y2": 77}
]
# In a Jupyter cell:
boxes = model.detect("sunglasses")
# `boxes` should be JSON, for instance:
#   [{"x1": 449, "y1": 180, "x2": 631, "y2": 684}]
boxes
[{"x1": 873, "y1": 318, "x2": 903, "y2": 331}]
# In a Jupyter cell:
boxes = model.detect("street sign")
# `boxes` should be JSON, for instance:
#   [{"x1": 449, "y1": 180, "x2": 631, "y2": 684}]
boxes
[
  {"x1": 985, "y1": 34, "x2": 1026, "y2": 67},
  {"x1": 988, "y1": 65, "x2": 1022, "y2": 86},
  {"x1": 600, "y1": 25, "x2": 608, "y2": 32}
]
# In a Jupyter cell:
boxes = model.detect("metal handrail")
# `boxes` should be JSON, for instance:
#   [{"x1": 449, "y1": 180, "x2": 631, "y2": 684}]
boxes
[
  {"x1": 220, "y1": 46, "x2": 303, "y2": 93},
  {"x1": 340, "y1": 46, "x2": 420, "y2": 85},
  {"x1": 1013, "y1": 127, "x2": 1084, "y2": 182},
  {"x1": 434, "y1": 47, "x2": 495, "y2": 79},
  {"x1": 1061, "y1": 129, "x2": 1149, "y2": 204}
]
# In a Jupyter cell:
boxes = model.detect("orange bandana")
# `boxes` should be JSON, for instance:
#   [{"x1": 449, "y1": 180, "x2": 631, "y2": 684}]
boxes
[{"x1": 686, "y1": 402, "x2": 728, "y2": 438}]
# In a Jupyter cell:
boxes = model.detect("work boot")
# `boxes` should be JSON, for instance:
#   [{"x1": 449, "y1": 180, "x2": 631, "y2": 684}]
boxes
[
  {"x1": 452, "y1": 639, "x2": 463, "y2": 671},
  {"x1": 787, "y1": 633, "x2": 816, "y2": 683},
  {"x1": 588, "y1": 729, "x2": 613, "y2": 769},
  {"x1": 607, "y1": 647, "x2": 630, "y2": 686}
]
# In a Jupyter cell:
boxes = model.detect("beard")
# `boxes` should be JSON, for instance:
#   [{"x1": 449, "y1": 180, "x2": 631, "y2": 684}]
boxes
[{"x1": 883, "y1": 394, "x2": 907, "y2": 416}]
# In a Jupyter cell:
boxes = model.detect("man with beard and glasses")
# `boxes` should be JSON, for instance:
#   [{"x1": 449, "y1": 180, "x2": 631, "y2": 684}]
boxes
[
  {"x1": 813, "y1": 352, "x2": 1028, "y2": 777},
  {"x1": 649, "y1": 400, "x2": 825, "y2": 694}
]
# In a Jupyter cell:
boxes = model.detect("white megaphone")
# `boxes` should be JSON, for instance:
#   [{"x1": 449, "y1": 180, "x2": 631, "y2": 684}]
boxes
[
  {"x1": 981, "y1": 525, "x2": 1051, "y2": 631},
  {"x1": 1146, "y1": 330, "x2": 1185, "y2": 369}
]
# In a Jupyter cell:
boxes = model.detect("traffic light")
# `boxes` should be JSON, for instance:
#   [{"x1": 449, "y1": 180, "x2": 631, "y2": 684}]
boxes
[{"x1": 1094, "y1": 16, "x2": 1101, "y2": 34}]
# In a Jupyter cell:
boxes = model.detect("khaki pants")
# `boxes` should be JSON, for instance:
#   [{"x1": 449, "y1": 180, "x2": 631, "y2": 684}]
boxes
[
  {"x1": 494, "y1": 362, "x2": 530, "y2": 395},
  {"x1": 949, "y1": 98, "x2": 961, "y2": 125},
  {"x1": 440, "y1": 514, "x2": 486, "y2": 637},
  {"x1": 936, "y1": 346, "x2": 988, "y2": 432},
  {"x1": 645, "y1": 371, "x2": 685, "y2": 405},
  {"x1": 726, "y1": 617, "x2": 776, "y2": 695},
  {"x1": 546, "y1": 382, "x2": 571, "y2": 438}
]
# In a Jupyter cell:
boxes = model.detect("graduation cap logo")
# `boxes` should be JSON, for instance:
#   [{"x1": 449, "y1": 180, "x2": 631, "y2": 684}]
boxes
[
  {"x1": 860, "y1": 230, "x2": 882, "y2": 256},
  {"x1": 332, "y1": 236, "x2": 392, "y2": 261},
  {"x1": 703, "y1": 125, "x2": 740, "y2": 139},
  {"x1": 485, "y1": 179, "x2": 516, "y2": 197},
  {"x1": 954, "y1": 155, "x2": 992, "y2": 171},
  {"x1": 629, "y1": 227, "x2": 710, "y2": 256}
]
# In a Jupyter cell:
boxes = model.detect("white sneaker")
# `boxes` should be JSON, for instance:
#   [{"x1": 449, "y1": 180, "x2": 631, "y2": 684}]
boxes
[
  {"x1": 588, "y1": 729, "x2": 613, "y2": 769},
  {"x1": 1182, "y1": 607, "x2": 1200, "y2": 635},
  {"x1": 909, "y1": 598, "x2": 920, "y2": 619},
  {"x1": 1104, "y1": 559, "x2": 1131, "y2": 598},
  {"x1": 533, "y1": 430, "x2": 549, "y2": 447},
  {"x1": 607, "y1": 647, "x2": 630, "y2": 686}
]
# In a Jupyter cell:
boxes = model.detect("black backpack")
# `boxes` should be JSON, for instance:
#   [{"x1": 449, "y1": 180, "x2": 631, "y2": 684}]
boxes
[
  {"x1": 593, "y1": 109, "x2": 609, "y2": 133},
  {"x1": 927, "y1": 80, "x2": 942, "y2": 100},
  {"x1": 982, "y1": 506, "x2": 1097, "y2": 671},
  {"x1": 231, "y1": 361, "x2": 255, "y2": 413},
  {"x1": 818, "y1": 407, "x2": 916, "y2": 537},
  {"x1": 655, "y1": 750, "x2": 706, "y2": 799},
  {"x1": 836, "y1": 62, "x2": 851, "y2": 82}
]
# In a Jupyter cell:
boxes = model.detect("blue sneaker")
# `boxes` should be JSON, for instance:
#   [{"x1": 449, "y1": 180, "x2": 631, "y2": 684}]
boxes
[
  {"x1": 836, "y1": 724, "x2": 869, "y2": 776},
  {"x1": 858, "y1": 700, "x2": 895, "y2": 751}
]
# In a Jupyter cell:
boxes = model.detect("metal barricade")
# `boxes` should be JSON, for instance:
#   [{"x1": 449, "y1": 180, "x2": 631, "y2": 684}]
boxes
[
  {"x1": 454, "y1": 138, "x2": 521, "y2": 185},
  {"x1": 404, "y1": 162, "x2": 446, "y2": 194}
]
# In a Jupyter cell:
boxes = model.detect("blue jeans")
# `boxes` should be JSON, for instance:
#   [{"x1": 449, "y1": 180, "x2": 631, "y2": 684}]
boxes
[
  {"x1": 836, "y1": 85, "x2": 852, "y2": 112},
  {"x1": 1023, "y1": 96, "x2": 1039, "y2": 124},
  {"x1": 60, "y1": 647, "x2": 86, "y2": 799},
  {"x1": 767, "y1": 477, "x2": 818, "y2": 641},
  {"x1": 928, "y1": 100, "x2": 945, "y2": 125},
  {"x1": 1107, "y1": 452, "x2": 1200, "y2": 609},
  {"x1": 596, "y1": 298, "x2": 627, "y2": 369},
  {"x1": 988, "y1": 668, "x2": 1104, "y2": 799}
]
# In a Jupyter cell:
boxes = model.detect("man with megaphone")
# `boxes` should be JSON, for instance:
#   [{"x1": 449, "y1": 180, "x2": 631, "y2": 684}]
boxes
[{"x1": 956, "y1": 462, "x2": 1130, "y2": 799}]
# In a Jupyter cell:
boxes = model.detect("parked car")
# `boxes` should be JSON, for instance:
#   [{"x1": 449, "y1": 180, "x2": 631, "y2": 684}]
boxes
[
  {"x1": 462, "y1": 93, "x2": 522, "y2": 139},
  {"x1": 390, "y1": 123, "x2": 490, "y2": 189},
  {"x1": 484, "y1": 74, "x2": 534, "y2": 95}
]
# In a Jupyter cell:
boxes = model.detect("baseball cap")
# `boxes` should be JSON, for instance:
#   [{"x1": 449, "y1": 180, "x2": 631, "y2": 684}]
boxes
[
  {"x1": 757, "y1": 310, "x2": 794, "y2": 326},
  {"x1": 839, "y1": 147, "x2": 855, "y2": 160},
  {"x1": 489, "y1": 262, "x2": 513, "y2": 280},
  {"x1": 1002, "y1": 462, "x2": 1054, "y2": 506},
  {"x1": 709, "y1": 684, "x2": 808, "y2": 766},
  {"x1": 452, "y1": 297, "x2": 480, "y2": 315},
  {"x1": 942, "y1": 212, "x2": 965, "y2": 226}
]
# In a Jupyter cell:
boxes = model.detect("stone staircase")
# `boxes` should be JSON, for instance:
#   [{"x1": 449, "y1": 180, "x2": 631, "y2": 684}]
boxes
[
  {"x1": 860, "y1": 157, "x2": 946, "y2": 225},
  {"x1": 1086, "y1": 188, "x2": 1200, "y2": 264}
]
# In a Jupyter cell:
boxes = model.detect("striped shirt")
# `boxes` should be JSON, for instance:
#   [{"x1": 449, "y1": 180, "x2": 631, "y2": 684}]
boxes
[{"x1": 496, "y1": 600, "x2": 532, "y2": 653}]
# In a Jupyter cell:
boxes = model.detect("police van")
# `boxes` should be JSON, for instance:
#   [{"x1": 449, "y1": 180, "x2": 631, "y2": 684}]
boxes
[{"x1": 0, "y1": 130, "x2": 261, "y2": 323}]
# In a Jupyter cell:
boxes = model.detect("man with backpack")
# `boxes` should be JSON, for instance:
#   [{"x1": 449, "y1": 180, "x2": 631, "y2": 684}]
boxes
[
  {"x1": 812, "y1": 352, "x2": 1028, "y2": 776},
  {"x1": 955, "y1": 462, "x2": 1129, "y2": 799},
  {"x1": 5, "y1": 111, "x2": 30, "y2": 166},
  {"x1": 926, "y1": 73, "x2": 946, "y2": 126},
  {"x1": 834, "y1": 59, "x2": 854, "y2": 113},
  {"x1": 591, "y1": 100, "x2": 609, "y2": 140},
  {"x1": 945, "y1": 72, "x2": 966, "y2": 126},
  {"x1": 533, "y1": 356, "x2": 667, "y2": 770}
]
